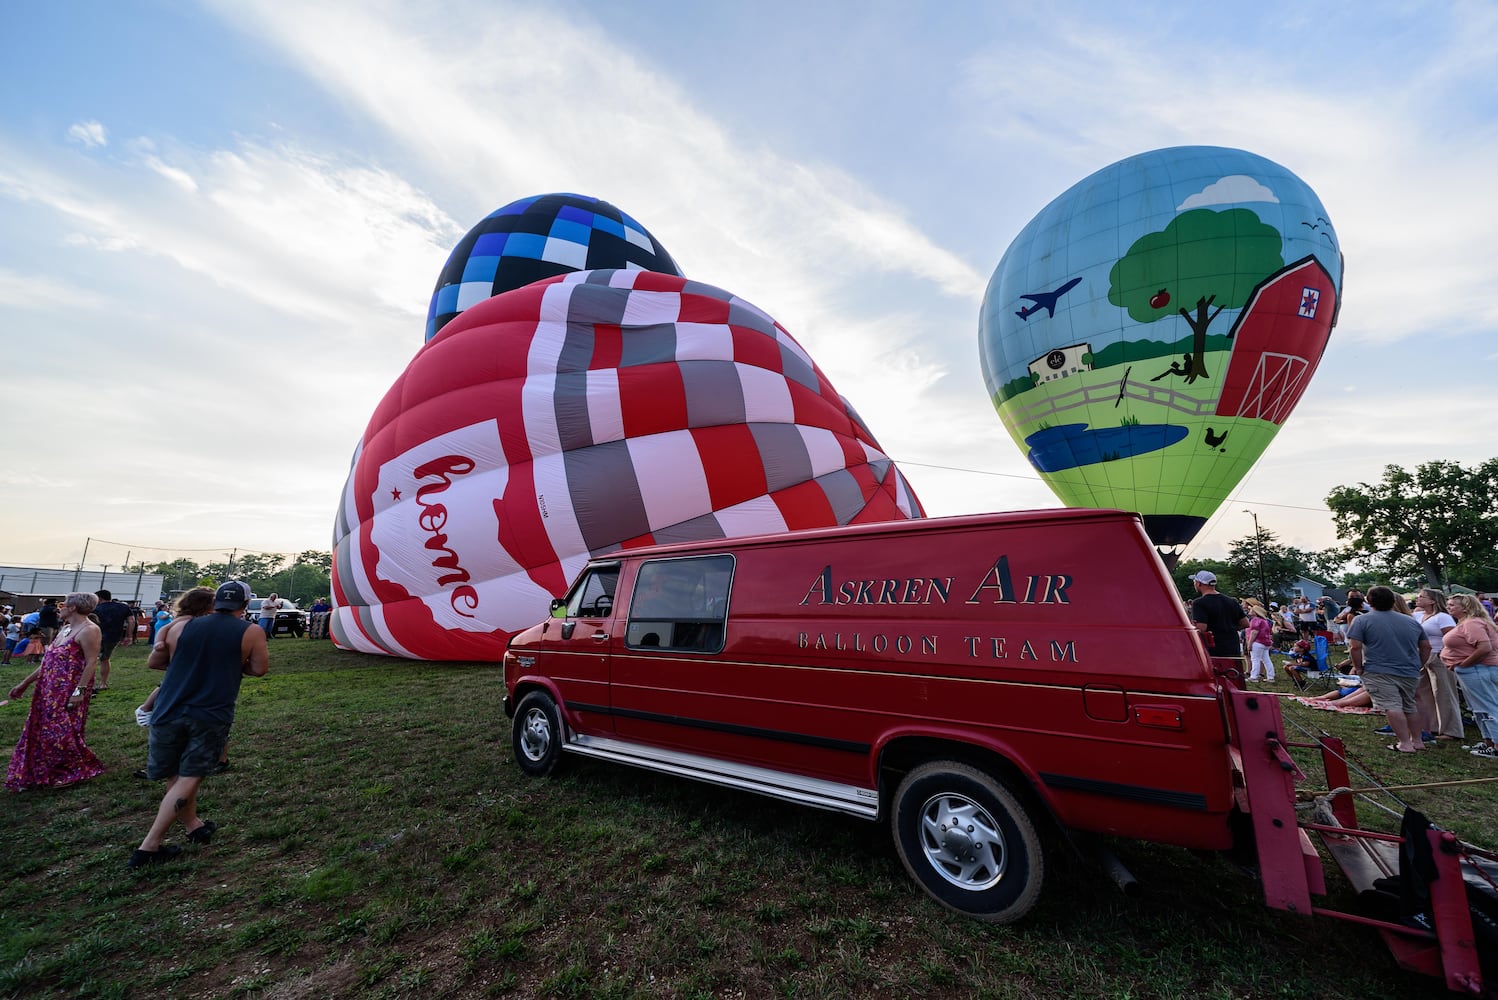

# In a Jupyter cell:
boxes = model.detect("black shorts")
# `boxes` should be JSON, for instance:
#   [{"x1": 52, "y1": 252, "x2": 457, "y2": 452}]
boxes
[
  {"x1": 148, "y1": 716, "x2": 231, "y2": 779},
  {"x1": 100, "y1": 634, "x2": 123, "y2": 658}
]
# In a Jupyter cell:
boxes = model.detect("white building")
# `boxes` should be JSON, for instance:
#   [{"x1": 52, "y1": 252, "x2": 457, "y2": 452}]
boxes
[
  {"x1": 1027, "y1": 343, "x2": 1092, "y2": 383},
  {"x1": 0, "y1": 565, "x2": 166, "y2": 612}
]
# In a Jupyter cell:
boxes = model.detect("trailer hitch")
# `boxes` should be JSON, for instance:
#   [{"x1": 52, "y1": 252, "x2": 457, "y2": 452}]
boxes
[{"x1": 1264, "y1": 732, "x2": 1306, "y2": 780}]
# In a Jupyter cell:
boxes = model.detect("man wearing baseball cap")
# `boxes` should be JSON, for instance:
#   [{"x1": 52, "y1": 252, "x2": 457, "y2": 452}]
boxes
[
  {"x1": 128, "y1": 580, "x2": 269, "y2": 869},
  {"x1": 1189, "y1": 570, "x2": 1248, "y2": 659}
]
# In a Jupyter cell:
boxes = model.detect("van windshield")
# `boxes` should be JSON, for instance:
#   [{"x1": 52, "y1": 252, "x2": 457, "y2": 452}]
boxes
[{"x1": 561, "y1": 567, "x2": 619, "y2": 618}]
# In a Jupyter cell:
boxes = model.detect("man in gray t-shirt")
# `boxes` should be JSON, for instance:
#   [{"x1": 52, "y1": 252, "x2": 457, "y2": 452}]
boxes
[{"x1": 1347, "y1": 586, "x2": 1430, "y2": 753}]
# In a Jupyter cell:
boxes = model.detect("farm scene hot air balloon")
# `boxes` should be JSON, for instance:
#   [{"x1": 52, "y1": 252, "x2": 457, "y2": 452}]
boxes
[{"x1": 979, "y1": 146, "x2": 1343, "y2": 556}]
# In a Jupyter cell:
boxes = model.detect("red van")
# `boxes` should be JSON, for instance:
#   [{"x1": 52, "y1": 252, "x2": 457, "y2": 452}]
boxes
[{"x1": 503, "y1": 508, "x2": 1245, "y2": 921}]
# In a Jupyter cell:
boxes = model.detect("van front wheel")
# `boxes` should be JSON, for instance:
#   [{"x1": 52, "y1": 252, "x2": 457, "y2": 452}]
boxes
[
  {"x1": 512, "y1": 691, "x2": 565, "y2": 777},
  {"x1": 891, "y1": 761, "x2": 1044, "y2": 922}
]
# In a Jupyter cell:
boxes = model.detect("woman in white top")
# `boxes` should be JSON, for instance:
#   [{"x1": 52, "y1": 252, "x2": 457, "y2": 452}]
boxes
[{"x1": 1412, "y1": 588, "x2": 1461, "y2": 741}]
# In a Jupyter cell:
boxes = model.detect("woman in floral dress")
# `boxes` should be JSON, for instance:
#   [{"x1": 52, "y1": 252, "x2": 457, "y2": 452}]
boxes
[{"x1": 5, "y1": 592, "x2": 106, "y2": 790}]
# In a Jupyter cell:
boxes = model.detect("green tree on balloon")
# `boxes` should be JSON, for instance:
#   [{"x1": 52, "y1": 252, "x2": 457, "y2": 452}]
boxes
[{"x1": 1107, "y1": 208, "x2": 1284, "y2": 384}]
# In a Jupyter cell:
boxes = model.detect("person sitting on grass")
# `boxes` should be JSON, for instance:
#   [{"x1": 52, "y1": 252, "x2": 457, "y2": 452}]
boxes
[
  {"x1": 1271, "y1": 604, "x2": 1299, "y2": 650},
  {"x1": 19, "y1": 627, "x2": 46, "y2": 663},
  {"x1": 1300, "y1": 681, "x2": 1372, "y2": 708},
  {"x1": 1285, "y1": 640, "x2": 1320, "y2": 689}
]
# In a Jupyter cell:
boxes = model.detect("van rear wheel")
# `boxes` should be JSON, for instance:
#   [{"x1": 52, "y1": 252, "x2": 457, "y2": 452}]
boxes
[
  {"x1": 892, "y1": 761, "x2": 1044, "y2": 922},
  {"x1": 512, "y1": 691, "x2": 565, "y2": 777}
]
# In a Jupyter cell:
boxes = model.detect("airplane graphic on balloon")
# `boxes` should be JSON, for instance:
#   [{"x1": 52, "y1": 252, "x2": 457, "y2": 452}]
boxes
[{"x1": 331, "y1": 148, "x2": 1340, "y2": 658}]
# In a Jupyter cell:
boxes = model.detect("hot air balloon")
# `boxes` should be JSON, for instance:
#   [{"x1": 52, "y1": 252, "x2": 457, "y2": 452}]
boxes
[
  {"x1": 334, "y1": 269, "x2": 924, "y2": 660},
  {"x1": 979, "y1": 146, "x2": 1342, "y2": 556},
  {"x1": 425, "y1": 193, "x2": 682, "y2": 341}
]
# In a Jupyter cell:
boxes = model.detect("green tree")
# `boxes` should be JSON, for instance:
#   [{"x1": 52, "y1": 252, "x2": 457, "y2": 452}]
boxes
[
  {"x1": 1296, "y1": 547, "x2": 1347, "y2": 587},
  {"x1": 1326, "y1": 459, "x2": 1498, "y2": 589},
  {"x1": 269, "y1": 551, "x2": 332, "y2": 603},
  {"x1": 147, "y1": 558, "x2": 208, "y2": 594},
  {"x1": 1225, "y1": 527, "x2": 1306, "y2": 605},
  {"x1": 1172, "y1": 558, "x2": 1234, "y2": 601},
  {"x1": 1107, "y1": 208, "x2": 1284, "y2": 384}
]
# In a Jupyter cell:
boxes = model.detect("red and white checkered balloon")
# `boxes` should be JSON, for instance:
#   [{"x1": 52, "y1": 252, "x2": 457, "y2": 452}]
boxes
[{"x1": 331, "y1": 269, "x2": 924, "y2": 659}]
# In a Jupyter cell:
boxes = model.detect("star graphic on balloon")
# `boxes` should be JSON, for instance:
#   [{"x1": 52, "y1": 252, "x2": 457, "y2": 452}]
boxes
[{"x1": 389, "y1": 487, "x2": 402, "y2": 501}]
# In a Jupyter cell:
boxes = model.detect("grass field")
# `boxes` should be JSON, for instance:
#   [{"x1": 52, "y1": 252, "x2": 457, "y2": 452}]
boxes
[{"x1": 1, "y1": 639, "x2": 1492, "y2": 998}]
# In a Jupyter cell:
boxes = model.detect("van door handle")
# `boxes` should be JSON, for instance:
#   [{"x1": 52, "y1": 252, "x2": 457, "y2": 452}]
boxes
[{"x1": 592, "y1": 631, "x2": 609, "y2": 642}]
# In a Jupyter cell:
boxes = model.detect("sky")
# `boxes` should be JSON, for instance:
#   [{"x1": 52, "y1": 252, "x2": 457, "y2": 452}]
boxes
[{"x1": 2, "y1": 0, "x2": 1496, "y2": 575}]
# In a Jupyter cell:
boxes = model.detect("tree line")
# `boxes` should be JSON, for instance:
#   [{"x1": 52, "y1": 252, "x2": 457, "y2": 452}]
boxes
[
  {"x1": 112, "y1": 459, "x2": 1496, "y2": 609},
  {"x1": 1175, "y1": 458, "x2": 1498, "y2": 601},
  {"x1": 126, "y1": 550, "x2": 332, "y2": 605}
]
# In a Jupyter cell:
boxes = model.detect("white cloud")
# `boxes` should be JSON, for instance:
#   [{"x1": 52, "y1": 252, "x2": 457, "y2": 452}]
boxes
[
  {"x1": 67, "y1": 120, "x2": 107, "y2": 148},
  {"x1": 1177, "y1": 175, "x2": 1279, "y2": 210},
  {"x1": 0, "y1": 265, "x2": 110, "y2": 311},
  {"x1": 209, "y1": 0, "x2": 987, "y2": 306},
  {"x1": 62, "y1": 232, "x2": 140, "y2": 252},
  {"x1": 2, "y1": 1, "x2": 1496, "y2": 566},
  {"x1": 0, "y1": 138, "x2": 461, "y2": 327},
  {"x1": 957, "y1": 9, "x2": 1498, "y2": 356},
  {"x1": 143, "y1": 154, "x2": 199, "y2": 193}
]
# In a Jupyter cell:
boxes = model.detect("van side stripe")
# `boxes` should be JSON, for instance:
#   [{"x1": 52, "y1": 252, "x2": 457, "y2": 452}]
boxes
[
  {"x1": 1039, "y1": 772, "x2": 1207, "y2": 811},
  {"x1": 568, "y1": 702, "x2": 870, "y2": 755}
]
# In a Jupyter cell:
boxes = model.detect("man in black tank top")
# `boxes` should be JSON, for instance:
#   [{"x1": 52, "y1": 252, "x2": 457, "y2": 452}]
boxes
[{"x1": 128, "y1": 581, "x2": 269, "y2": 869}]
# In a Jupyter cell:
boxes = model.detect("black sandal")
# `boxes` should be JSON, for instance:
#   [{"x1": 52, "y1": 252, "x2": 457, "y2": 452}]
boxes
[
  {"x1": 126, "y1": 845, "x2": 184, "y2": 869},
  {"x1": 186, "y1": 820, "x2": 218, "y2": 845}
]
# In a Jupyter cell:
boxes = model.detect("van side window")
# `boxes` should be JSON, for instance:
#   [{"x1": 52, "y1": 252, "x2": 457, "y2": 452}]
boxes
[
  {"x1": 564, "y1": 568, "x2": 619, "y2": 619},
  {"x1": 626, "y1": 555, "x2": 732, "y2": 653}
]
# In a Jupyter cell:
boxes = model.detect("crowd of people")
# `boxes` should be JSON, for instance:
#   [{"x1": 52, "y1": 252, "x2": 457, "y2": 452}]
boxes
[
  {"x1": 2, "y1": 585, "x2": 271, "y2": 868},
  {"x1": 6, "y1": 569, "x2": 1494, "y2": 870},
  {"x1": 1186, "y1": 572, "x2": 1498, "y2": 761}
]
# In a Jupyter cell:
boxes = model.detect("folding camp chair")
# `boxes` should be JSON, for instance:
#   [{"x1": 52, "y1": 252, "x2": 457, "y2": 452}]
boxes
[{"x1": 1291, "y1": 637, "x2": 1337, "y2": 691}]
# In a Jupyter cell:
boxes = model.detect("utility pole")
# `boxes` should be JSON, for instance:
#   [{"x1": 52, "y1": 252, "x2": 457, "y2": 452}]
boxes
[
  {"x1": 73, "y1": 538, "x2": 90, "y2": 590},
  {"x1": 1243, "y1": 509, "x2": 1268, "y2": 609}
]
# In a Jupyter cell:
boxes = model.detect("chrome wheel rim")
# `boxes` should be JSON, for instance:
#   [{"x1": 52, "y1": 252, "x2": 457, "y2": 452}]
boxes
[
  {"x1": 519, "y1": 706, "x2": 552, "y2": 763},
  {"x1": 916, "y1": 791, "x2": 1006, "y2": 890}
]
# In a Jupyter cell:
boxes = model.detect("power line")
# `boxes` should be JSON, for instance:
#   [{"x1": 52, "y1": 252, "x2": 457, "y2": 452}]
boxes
[
  {"x1": 78, "y1": 538, "x2": 308, "y2": 556},
  {"x1": 892, "y1": 459, "x2": 1335, "y2": 515}
]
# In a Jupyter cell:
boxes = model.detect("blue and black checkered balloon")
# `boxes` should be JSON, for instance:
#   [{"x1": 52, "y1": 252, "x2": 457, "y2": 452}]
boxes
[{"x1": 425, "y1": 193, "x2": 683, "y2": 341}]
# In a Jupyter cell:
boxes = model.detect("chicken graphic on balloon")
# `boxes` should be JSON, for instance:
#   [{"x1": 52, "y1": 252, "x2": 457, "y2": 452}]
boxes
[{"x1": 332, "y1": 149, "x2": 1341, "y2": 659}]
